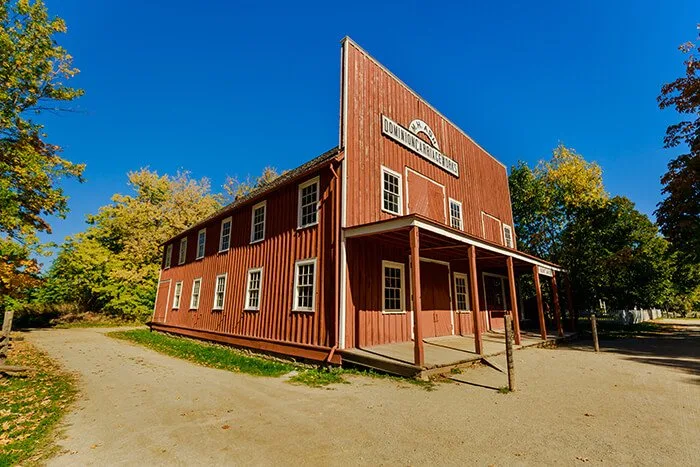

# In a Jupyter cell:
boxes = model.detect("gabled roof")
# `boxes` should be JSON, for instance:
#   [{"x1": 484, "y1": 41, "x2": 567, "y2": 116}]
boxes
[{"x1": 162, "y1": 146, "x2": 341, "y2": 246}]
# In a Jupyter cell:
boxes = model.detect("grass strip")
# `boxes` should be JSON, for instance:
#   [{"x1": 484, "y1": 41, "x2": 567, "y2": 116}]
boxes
[{"x1": 0, "y1": 339, "x2": 77, "y2": 466}]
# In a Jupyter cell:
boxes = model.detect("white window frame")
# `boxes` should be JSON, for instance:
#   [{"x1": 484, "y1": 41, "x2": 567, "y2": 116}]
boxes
[
  {"x1": 250, "y1": 201, "x2": 267, "y2": 244},
  {"x1": 292, "y1": 258, "x2": 317, "y2": 312},
  {"x1": 178, "y1": 237, "x2": 187, "y2": 265},
  {"x1": 219, "y1": 216, "x2": 232, "y2": 252},
  {"x1": 449, "y1": 198, "x2": 463, "y2": 231},
  {"x1": 196, "y1": 228, "x2": 206, "y2": 259},
  {"x1": 381, "y1": 260, "x2": 406, "y2": 314},
  {"x1": 172, "y1": 281, "x2": 183, "y2": 309},
  {"x1": 453, "y1": 272, "x2": 471, "y2": 313},
  {"x1": 164, "y1": 244, "x2": 173, "y2": 269},
  {"x1": 297, "y1": 177, "x2": 320, "y2": 229},
  {"x1": 189, "y1": 277, "x2": 202, "y2": 310},
  {"x1": 503, "y1": 224, "x2": 515, "y2": 248},
  {"x1": 380, "y1": 166, "x2": 403, "y2": 216},
  {"x1": 244, "y1": 267, "x2": 263, "y2": 311},
  {"x1": 212, "y1": 273, "x2": 227, "y2": 311}
]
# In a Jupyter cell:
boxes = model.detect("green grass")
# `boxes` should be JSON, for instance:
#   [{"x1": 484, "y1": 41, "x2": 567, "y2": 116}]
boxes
[
  {"x1": 288, "y1": 367, "x2": 350, "y2": 387},
  {"x1": 498, "y1": 386, "x2": 512, "y2": 394},
  {"x1": 107, "y1": 329, "x2": 295, "y2": 377},
  {"x1": 576, "y1": 318, "x2": 667, "y2": 340},
  {"x1": 0, "y1": 339, "x2": 77, "y2": 466}
]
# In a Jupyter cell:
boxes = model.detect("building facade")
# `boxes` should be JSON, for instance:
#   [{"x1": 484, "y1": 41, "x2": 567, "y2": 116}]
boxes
[{"x1": 151, "y1": 38, "x2": 570, "y2": 367}]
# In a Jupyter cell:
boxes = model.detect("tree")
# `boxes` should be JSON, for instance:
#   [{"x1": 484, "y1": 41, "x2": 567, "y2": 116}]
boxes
[
  {"x1": 223, "y1": 166, "x2": 282, "y2": 201},
  {"x1": 509, "y1": 144, "x2": 607, "y2": 261},
  {"x1": 41, "y1": 170, "x2": 222, "y2": 320}
]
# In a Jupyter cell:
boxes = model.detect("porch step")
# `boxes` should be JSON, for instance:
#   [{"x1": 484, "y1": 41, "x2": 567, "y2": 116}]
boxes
[{"x1": 340, "y1": 349, "x2": 421, "y2": 378}]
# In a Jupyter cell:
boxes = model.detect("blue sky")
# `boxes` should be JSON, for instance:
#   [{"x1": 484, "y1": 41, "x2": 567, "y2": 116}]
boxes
[{"x1": 39, "y1": 0, "x2": 698, "y2": 259}]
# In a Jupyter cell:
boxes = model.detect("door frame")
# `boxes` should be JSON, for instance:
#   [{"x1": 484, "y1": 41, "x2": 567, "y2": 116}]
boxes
[
  {"x1": 408, "y1": 256, "x2": 455, "y2": 339},
  {"x1": 404, "y1": 167, "x2": 447, "y2": 223},
  {"x1": 481, "y1": 272, "x2": 507, "y2": 331},
  {"x1": 158, "y1": 279, "x2": 172, "y2": 324}
]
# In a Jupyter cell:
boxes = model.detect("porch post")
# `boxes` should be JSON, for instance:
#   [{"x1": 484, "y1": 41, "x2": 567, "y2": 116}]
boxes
[
  {"x1": 533, "y1": 265, "x2": 547, "y2": 340},
  {"x1": 551, "y1": 272, "x2": 564, "y2": 337},
  {"x1": 566, "y1": 274, "x2": 575, "y2": 331},
  {"x1": 468, "y1": 245, "x2": 483, "y2": 354},
  {"x1": 409, "y1": 226, "x2": 425, "y2": 367},
  {"x1": 506, "y1": 257, "x2": 522, "y2": 345}
]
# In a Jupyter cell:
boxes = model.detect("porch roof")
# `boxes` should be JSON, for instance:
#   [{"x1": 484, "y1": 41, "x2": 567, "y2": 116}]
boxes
[{"x1": 343, "y1": 214, "x2": 563, "y2": 273}]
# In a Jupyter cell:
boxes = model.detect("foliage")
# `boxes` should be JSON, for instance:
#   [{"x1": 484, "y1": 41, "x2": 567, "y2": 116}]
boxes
[
  {"x1": 509, "y1": 144, "x2": 607, "y2": 261},
  {"x1": 656, "y1": 27, "x2": 700, "y2": 314},
  {"x1": 561, "y1": 196, "x2": 673, "y2": 310},
  {"x1": 0, "y1": 338, "x2": 77, "y2": 466},
  {"x1": 223, "y1": 166, "x2": 283, "y2": 201},
  {"x1": 0, "y1": 237, "x2": 40, "y2": 308},
  {"x1": 39, "y1": 170, "x2": 222, "y2": 320},
  {"x1": 288, "y1": 367, "x2": 350, "y2": 388},
  {"x1": 108, "y1": 329, "x2": 295, "y2": 377}
]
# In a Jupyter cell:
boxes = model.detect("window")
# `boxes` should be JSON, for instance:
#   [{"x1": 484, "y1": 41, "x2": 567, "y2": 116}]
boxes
[
  {"x1": 503, "y1": 224, "x2": 515, "y2": 248},
  {"x1": 250, "y1": 201, "x2": 266, "y2": 243},
  {"x1": 213, "y1": 274, "x2": 227, "y2": 310},
  {"x1": 164, "y1": 244, "x2": 173, "y2": 268},
  {"x1": 196, "y1": 229, "x2": 206, "y2": 259},
  {"x1": 382, "y1": 260, "x2": 405, "y2": 313},
  {"x1": 298, "y1": 177, "x2": 319, "y2": 228},
  {"x1": 190, "y1": 278, "x2": 202, "y2": 309},
  {"x1": 178, "y1": 237, "x2": 187, "y2": 265},
  {"x1": 454, "y1": 273, "x2": 470, "y2": 312},
  {"x1": 245, "y1": 268, "x2": 263, "y2": 310},
  {"x1": 219, "y1": 217, "x2": 232, "y2": 252},
  {"x1": 172, "y1": 281, "x2": 183, "y2": 309},
  {"x1": 449, "y1": 198, "x2": 463, "y2": 230},
  {"x1": 293, "y1": 258, "x2": 316, "y2": 311},
  {"x1": 381, "y1": 167, "x2": 402, "y2": 215}
]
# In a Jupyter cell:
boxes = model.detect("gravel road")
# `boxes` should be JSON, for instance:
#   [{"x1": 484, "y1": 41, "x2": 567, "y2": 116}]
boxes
[{"x1": 27, "y1": 322, "x2": 699, "y2": 466}]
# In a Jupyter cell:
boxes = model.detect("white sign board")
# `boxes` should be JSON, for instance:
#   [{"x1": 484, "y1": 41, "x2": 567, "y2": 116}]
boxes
[
  {"x1": 537, "y1": 266, "x2": 554, "y2": 277},
  {"x1": 381, "y1": 115, "x2": 459, "y2": 177}
]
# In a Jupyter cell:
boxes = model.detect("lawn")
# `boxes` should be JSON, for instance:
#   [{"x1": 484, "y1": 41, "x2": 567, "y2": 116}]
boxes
[{"x1": 0, "y1": 339, "x2": 77, "y2": 466}]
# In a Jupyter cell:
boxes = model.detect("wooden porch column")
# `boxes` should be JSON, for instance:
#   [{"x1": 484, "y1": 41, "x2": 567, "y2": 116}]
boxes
[
  {"x1": 506, "y1": 257, "x2": 522, "y2": 345},
  {"x1": 551, "y1": 272, "x2": 564, "y2": 337},
  {"x1": 468, "y1": 245, "x2": 483, "y2": 354},
  {"x1": 533, "y1": 265, "x2": 547, "y2": 340},
  {"x1": 409, "y1": 226, "x2": 425, "y2": 367},
  {"x1": 566, "y1": 274, "x2": 575, "y2": 331}
]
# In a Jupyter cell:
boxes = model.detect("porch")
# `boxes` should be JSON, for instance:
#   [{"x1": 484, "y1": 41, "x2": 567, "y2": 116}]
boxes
[{"x1": 341, "y1": 330, "x2": 575, "y2": 377}]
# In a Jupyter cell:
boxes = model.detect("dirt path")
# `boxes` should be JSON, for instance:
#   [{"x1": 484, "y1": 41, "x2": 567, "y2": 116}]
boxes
[{"x1": 27, "y1": 324, "x2": 699, "y2": 466}]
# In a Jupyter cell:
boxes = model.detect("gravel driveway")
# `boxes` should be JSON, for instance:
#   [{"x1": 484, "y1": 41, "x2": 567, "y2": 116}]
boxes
[{"x1": 27, "y1": 323, "x2": 699, "y2": 466}]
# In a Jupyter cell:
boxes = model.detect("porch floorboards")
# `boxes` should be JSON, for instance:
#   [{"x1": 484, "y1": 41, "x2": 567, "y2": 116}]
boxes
[{"x1": 340, "y1": 331, "x2": 576, "y2": 377}]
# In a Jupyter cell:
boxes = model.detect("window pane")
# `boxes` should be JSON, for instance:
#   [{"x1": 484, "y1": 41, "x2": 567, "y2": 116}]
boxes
[
  {"x1": 295, "y1": 263, "x2": 315, "y2": 310},
  {"x1": 383, "y1": 266, "x2": 402, "y2": 311},
  {"x1": 382, "y1": 172, "x2": 400, "y2": 214},
  {"x1": 300, "y1": 183, "x2": 318, "y2": 226},
  {"x1": 221, "y1": 220, "x2": 231, "y2": 250},
  {"x1": 197, "y1": 231, "x2": 206, "y2": 257}
]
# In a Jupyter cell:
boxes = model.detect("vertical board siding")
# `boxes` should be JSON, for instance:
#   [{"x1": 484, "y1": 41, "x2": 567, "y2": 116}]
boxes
[
  {"x1": 344, "y1": 42, "x2": 514, "y2": 241},
  {"x1": 154, "y1": 167, "x2": 336, "y2": 349}
]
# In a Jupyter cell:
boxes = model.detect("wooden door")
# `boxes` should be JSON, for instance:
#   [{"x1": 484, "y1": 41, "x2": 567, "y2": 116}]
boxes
[
  {"x1": 419, "y1": 261, "x2": 453, "y2": 338},
  {"x1": 406, "y1": 169, "x2": 446, "y2": 223},
  {"x1": 153, "y1": 280, "x2": 171, "y2": 323},
  {"x1": 483, "y1": 274, "x2": 507, "y2": 330}
]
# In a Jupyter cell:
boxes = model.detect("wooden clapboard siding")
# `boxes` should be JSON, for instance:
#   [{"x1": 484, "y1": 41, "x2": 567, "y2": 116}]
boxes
[{"x1": 342, "y1": 39, "x2": 514, "y2": 244}]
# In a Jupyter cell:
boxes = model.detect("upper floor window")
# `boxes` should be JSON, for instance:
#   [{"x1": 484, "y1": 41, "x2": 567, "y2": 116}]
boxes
[
  {"x1": 245, "y1": 268, "x2": 263, "y2": 311},
  {"x1": 298, "y1": 177, "x2": 319, "y2": 228},
  {"x1": 219, "y1": 217, "x2": 232, "y2": 252},
  {"x1": 381, "y1": 167, "x2": 402, "y2": 215},
  {"x1": 449, "y1": 198, "x2": 463, "y2": 230},
  {"x1": 250, "y1": 201, "x2": 266, "y2": 243},
  {"x1": 454, "y1": 273, "x2": 470, "y2": 312},
  {"x1": 196, "y1": 229, "x2": 206, "y2": 259},
  {"x1": 213, "y1": 274, "x2": 227, "y2": 310},
  {"x1": 164, "y1": 244, "x2": 173, "y2": 269},
  {"x1": 382, "y1": 260, "x2": 405, "y2": 313},
  {"x1": 178, "y1": 237, "x2": 187, "y2": 265},
  {"x1": 503, "y1": 224, "x2": 515, "y2": 248},
  {"x1": 190, "y1": 278, "x2": 202, "y2": 309},
  {"x1": 172, "y1": 281, "x2": 183, "y2": 309},
  {"x1": 293, "y1": 258, "x2": 316, "y2": 312}
]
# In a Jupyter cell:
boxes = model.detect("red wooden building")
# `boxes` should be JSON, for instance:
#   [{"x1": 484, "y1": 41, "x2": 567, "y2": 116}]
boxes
[{"x1": 151, "y1": 38, "x2": 571, "y2": 369}]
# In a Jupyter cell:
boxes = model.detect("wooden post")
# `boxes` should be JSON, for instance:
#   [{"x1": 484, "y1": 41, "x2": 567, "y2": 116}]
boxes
[
  {"x1": 591, "y1": 314, "x2": 600, "y2": 352},
  {"x1": 551, "y1": 273, "x2": 564, "y2": 337},
  {"x1": 506, "y1": 257, "x2": 521, "y2": 345},
  {"x1": 468, "y1": 245, "x2": 483, "y2": 354},
  {"x1": 533, "y1": 265, "x2": 546, "y2": 340},
  {"x1": 566, "y1": 274, "x2": 575, "y2": 331},
  {"x1": 504, "y1": 312, "x2": 516, "y2": 391},
  {"x1": 1, "y1": 310, "x2": 14, "y2": 363},
  {"x1": 409, "y1": 226, "x2": 425, "y2": 367}
]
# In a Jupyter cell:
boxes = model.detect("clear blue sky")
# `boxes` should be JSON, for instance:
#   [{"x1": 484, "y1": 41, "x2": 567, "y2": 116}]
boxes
[{"x1": 39, "y1": 0, "x2": 698, "y2": 258}]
